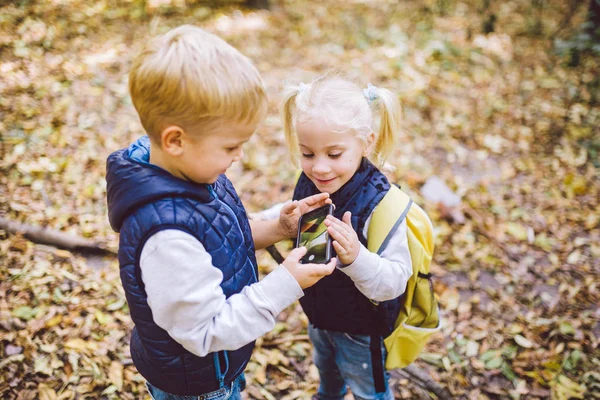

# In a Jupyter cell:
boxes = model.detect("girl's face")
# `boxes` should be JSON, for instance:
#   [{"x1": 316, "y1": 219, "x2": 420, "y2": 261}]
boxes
[{"x1": 296, "y1": 118, "x2": 373, "y2": 194}]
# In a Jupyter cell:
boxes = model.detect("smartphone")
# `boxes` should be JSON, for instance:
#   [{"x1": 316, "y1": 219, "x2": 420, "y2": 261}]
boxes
[{"x1": 296, "y1": 204, "x2": 334, "y2": 264}]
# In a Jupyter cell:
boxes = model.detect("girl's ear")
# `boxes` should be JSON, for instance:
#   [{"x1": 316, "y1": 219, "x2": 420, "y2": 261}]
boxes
[
  {"x1": 160, "y1": 125, "x2": 185, "y2": 156},
  {"x1": 363, "y1": 131, "x2": 376, "y2": 157}
]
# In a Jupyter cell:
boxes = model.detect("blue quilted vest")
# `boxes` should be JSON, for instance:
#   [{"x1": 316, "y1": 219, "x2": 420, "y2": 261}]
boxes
[
  {"x1": 106, "y1": 136, "x2": 258, "y2": 396},
  {"x1": 293, "y1": 158, "x2": 401, "y2": 336}
]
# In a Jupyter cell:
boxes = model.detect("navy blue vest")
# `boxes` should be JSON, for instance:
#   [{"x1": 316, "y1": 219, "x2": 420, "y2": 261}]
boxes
[
  {"x1": 106, "y1": 137, "x2": 258, "y2": 396},
  {"x1": 293, "y1": 159, "x2": 400, "y2": 335}
]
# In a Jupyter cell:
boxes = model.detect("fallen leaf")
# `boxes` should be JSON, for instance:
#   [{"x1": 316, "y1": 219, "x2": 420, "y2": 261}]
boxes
[
  {"x1": 108, "y1": 361, "x2": 123, "y2": 390},
  {"x1": 514, "y1": 334, "x2": 535, "y2": 349},
  {"x1": 37, "y1": 383, "x2": 57, "y2": 400}
]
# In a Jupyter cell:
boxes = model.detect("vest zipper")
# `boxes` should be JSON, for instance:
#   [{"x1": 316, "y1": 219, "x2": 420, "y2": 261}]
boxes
[
  {"x1": 207, "y1": 185, "x2": 217, "y2": 199},
  {"x1": 212, "y1": 352, "x2": 225, "y2": 388},
  {"x1": 222, "y1": 350, "x2": 230, "y2": 377},
  {"x1": 207, "y1": 184, "x2": 258, "y2": 283}
]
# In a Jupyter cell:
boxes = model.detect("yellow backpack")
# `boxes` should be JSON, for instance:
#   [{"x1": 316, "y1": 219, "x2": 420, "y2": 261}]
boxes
[{"x1": 367, "y1": 185, "x2": 441, "y2": 369}]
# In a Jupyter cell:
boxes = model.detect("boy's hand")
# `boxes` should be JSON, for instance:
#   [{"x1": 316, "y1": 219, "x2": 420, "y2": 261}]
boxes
[
  {"x1": 278, "y1": 193, "x2": 332, "y2": 238},
  {"x1": 325, "y1": 211, "x2": 360, "y2": 265},
  {"x1": 283, "y1": 247, "x2": 336, "y2": 289}
]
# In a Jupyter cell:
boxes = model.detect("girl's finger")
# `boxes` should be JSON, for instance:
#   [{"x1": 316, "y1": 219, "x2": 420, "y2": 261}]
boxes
[
  {"x1": 326, "y1": 215, "x2": 349, "y2": 230},
  {"x1": 329, "y1": 220, "x2": 354, "y2": 239},
  {"x1": 329, "y1": 227, "x2": 350, "y2": 249},
  {"x1": 342, "y1": 211, "x2": 352, "y2": 227},
  {"x1": 328, "y1": 213, "x2": 353, "y2": 231},
  {"x1": 327, "y1": 224, "x2": 345, "y2": 240},
  {"x1": 332, "y1": 240, "x2": 346, "y2": 255},
  {"x1": 327, "y1": 227, "x2": 345, "y2": 246}
]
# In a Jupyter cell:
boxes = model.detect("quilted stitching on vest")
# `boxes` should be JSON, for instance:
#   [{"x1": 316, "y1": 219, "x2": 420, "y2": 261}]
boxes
[{"x1": 106, "y1": 138, "x2": 257, "y2": 395}]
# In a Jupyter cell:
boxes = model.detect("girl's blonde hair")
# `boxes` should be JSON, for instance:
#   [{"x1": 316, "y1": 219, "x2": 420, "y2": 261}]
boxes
[
  {"x1": 282, "y1": 72, "x2": 401, "y2": 166},
  {"x1": 129, "y1": 25, "x2": 267, "y2": 142}
]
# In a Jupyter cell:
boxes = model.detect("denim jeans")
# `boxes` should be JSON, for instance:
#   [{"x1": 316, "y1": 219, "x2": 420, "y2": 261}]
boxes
[
  {"x1": 309, "y1": 326, "x2": 394, "y2": 400},
  {"x1": 146, "y1": 373, "x2": 246, "y2": 400}
]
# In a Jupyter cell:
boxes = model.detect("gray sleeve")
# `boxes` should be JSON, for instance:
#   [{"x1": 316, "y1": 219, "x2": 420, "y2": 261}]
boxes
[{"x1": 140, "y1": 230, "x2": 304, "y2": 357}]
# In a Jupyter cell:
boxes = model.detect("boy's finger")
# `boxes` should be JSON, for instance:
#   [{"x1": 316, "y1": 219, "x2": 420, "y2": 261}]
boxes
[
  {"x1": 305, "y1": 192, "x2": 330, "y2": 204},
  {"x1": 286, "y1": 246, "x2": 307, "y2": 263},
  {"x1": 310, "y1": 257, "x2": 337, "y2": 275},
  {"x1": 306, "y1": 263, "x2": 334, "y2": 277},
  {"x1": 281, "y1": 200, "x2": 298, "y2": 215},
  {"x1": 323, "y1": 257, "x2": 337, "y2": 273},
  {"x1": 300, "y1": 193, "x2": 331, "y2": 211}
]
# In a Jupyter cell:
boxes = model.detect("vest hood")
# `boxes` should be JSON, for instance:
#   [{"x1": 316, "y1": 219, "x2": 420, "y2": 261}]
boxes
[{"x1": 106, "y1": 136, "x2": 212, "y2": 232}]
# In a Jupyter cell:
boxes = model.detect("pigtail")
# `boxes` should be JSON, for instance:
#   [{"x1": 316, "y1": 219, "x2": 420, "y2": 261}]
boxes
[
  {"x1": 282, "y1": 87, "x2": 300, "y2": 165},
  {"x1": 372, "y1": 87, "x2": 401, "y2": 166}
]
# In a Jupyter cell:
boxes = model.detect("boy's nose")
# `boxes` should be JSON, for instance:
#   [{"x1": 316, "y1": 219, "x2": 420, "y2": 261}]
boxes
[{"x1": 233, "y1": 148, "x2": 244, "y2": 162}]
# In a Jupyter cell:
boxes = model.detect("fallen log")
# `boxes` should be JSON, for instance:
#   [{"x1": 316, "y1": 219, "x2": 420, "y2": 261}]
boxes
[{"x1": 0, "y1": 217, "x2": 116, "y2": 256}]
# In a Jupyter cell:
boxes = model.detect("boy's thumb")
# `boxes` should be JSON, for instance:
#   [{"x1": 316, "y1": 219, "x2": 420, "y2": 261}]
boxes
[{"x1": 286, "y1": 246, "x2": 307, "y2": 263}]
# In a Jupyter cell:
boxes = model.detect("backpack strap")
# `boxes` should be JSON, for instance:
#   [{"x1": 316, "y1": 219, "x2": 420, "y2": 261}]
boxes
[
  {"x1": 367, "y1": 185, "x2": 413, "y2": 255},
  {"x1": 370, "y1": 333, "x2": 386, "y2": 393},
  {"x1": 367, "y1": 185, "x2": 413, "y2": 393}
]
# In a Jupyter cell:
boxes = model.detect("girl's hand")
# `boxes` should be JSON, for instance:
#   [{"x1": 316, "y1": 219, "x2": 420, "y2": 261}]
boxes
[
  {"x1": 325, "y1": 211, "x2": 360, "y2": 265},
  {"x1": 278, "y1": 193, "x2": 331, "y2": 238}
]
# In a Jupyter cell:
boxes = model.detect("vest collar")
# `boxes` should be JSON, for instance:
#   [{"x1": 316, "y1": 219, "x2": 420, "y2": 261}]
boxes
[
  {"x1": 293, "y1": 158, "x2": 390, "y2": 243},
  {"x1": 106, "y1": 136, "x2": 214, "y2": 232}
]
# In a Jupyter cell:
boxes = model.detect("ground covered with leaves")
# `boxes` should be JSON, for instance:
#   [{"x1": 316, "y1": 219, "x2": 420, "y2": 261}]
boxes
[{"x1": 1, "y1": 0, "x2": 599, "y2": 399}]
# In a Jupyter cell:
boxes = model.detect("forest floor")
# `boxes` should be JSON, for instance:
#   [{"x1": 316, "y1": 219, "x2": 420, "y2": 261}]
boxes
[{"x1": 1, "y1": 0, "x2": 599, "y2": 399}]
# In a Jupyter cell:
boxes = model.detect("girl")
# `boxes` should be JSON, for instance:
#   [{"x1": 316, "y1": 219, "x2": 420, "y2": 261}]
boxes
[{"x1": 282, "y1": 74, "x2": 413, "y2": 400}]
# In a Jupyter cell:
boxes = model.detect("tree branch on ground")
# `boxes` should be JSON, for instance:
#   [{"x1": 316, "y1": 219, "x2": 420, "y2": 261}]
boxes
[
  {"x1": 390, "y1": 365, "x2": 452, "y2": 399},
  {"x1": 0, "y1": 217, "x2": 117, "y2": 256}
]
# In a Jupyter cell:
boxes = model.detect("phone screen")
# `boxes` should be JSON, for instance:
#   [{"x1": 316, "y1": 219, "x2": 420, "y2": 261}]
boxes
[{"x1": 297, "y1": 205, "x2": 332, "y2": 264}]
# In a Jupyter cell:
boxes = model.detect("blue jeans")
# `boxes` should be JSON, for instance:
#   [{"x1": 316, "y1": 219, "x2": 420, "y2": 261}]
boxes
[
  {"x1": 309, "y1": 326, "x2": 394, "y2": 400},
  {"x1": 146, "y1": 374, "x2": 245, "y2": 400}
]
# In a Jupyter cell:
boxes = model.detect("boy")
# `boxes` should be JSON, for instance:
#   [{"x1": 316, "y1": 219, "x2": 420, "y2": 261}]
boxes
[{"x1": 105, "y1": 25, "x2": 336, "y2": 399}]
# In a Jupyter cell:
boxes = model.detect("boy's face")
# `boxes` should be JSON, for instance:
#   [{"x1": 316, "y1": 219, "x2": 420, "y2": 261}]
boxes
[
  {"x1": 296, "y1": 119, "x2": 372, "y2": 194},
  {"x1": 176, "y1": 119, "x2": 257, "y2": 184}
]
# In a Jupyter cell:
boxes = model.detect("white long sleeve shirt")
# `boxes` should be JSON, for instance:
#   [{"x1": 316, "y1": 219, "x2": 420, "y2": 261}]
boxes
[
  {"x1": 339, "y1": 213, "x2": 413, "y2": 302},
  {"x1": 139, "y1": 205, "x2": 413, "y2": 360},
  {"x1": 139, "y1": 231, "x2": 303, "y2": 358}
]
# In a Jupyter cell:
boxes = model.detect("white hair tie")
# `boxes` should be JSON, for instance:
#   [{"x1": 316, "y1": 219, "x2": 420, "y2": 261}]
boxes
[{"x1": 363, "y1": 83, "x2": 378, "y2": 103}]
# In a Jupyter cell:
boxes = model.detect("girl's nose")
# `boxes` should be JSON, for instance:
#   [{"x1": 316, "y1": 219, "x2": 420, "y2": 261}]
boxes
[{"x1": 313, "y1": 159, "x2": 331, "y2": 174}]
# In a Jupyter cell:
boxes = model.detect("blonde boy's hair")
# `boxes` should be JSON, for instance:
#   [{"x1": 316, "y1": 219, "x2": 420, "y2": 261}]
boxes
[
  {"x1": 129, "y1": 25, "x2": 267, "y2": 141},
  {"x1": 282, "y1": 72, "x2": 401, "y2": 167}
]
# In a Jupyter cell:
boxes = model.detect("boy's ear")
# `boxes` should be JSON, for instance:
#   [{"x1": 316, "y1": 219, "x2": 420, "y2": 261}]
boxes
[
  {"x1": 159, "y1": 125, "x2": 185, "y2": 156},
  {"x1": 363, "y1": 131, "x2": 376, "y2": 157}
]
